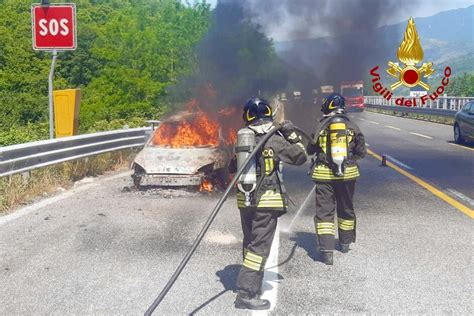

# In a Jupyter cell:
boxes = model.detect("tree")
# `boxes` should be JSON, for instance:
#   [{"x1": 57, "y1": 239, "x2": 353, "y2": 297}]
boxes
[
  {"x1": 79, "y1": 0, "x2": 211, "y2": 128},
  {"x1": 445, "y1": 73, "x2": 474, "y2": 97},
  {"x1": 0, "y1": 0, "x2": 211, "y2": 144}
]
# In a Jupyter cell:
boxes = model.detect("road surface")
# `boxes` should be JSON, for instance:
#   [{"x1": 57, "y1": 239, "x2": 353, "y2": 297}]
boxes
[{"x1": 0, "y1": 111, "x2": 472, "y2": 315}]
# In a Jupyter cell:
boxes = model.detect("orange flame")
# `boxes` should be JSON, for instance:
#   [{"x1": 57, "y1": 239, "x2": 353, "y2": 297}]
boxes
[
  {"x1": 200, "y1": 179, "x2": 213, "y2": 192},
  {"x1": 152, "y1": 100, "x2": 238, "y2": 148}
]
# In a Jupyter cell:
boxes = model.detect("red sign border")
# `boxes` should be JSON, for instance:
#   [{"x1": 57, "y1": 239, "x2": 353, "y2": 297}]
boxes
[{"x1": 31, "y1": 3, "x2": 77, "y2": 51}]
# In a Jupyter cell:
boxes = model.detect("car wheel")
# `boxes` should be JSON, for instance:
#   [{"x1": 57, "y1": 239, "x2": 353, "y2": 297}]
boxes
[
  {"x1": 214, "y1": 168, "x2": 231, "y2": 189},
  {"x1": 132, "y1": 165, "x2": 145, "y2": 189},
  {"x1": 454, "y1": 124, "x2": 464, "y2": 144}
]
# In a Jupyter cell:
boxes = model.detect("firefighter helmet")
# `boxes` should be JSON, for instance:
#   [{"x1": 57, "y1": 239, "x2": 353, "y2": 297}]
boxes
[
  {"x1": 243, "y1": 97, "x2": 273, "y2": 125},
  {"x1": 322, "y1": 93, "x2": 345, "y2": 114}
]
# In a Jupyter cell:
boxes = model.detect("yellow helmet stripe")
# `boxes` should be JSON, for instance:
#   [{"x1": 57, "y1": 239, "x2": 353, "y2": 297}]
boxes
[
  {"x1": 265, "y1": 105, "x2": 272, "y2": 116},
  {"x1": 246, "y1": 110, "x2": 256, "y2": 122}
]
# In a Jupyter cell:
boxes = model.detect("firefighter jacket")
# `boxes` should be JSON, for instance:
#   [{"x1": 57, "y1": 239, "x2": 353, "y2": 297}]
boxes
[
  {"x1": 307, "y1": 114, "x2": 366, "y2": 182},
  {"x1": 235, "y1": 123, "x2": 307, "y2": 212}
]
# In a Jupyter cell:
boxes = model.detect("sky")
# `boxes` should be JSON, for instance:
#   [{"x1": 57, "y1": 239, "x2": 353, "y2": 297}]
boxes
[{"x1": 200, "y1": 0, "x2": 474, "y2": 41}]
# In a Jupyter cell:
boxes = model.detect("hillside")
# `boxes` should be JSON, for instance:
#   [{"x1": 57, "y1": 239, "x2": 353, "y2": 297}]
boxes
[{"x1": 275, "y1": 5, "x2": 474, "y2": 79}]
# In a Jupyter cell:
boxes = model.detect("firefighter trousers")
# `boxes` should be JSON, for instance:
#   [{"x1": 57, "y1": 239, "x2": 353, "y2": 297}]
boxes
[
  {"x1": 236, "y1": 209, "x2": 278, "y2": 296},
  {"x1": 314, "y1": 180, "x2": 356, "y2": 251}
]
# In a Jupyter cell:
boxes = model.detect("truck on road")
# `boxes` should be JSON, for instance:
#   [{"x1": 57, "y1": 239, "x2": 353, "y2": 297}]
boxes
[{"x1": 340, "y1": 81, "x2": 365, "y2": 112}]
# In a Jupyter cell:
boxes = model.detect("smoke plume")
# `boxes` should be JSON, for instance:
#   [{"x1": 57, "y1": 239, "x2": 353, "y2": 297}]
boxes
[
  {"x1": 242, "y1": 0, "x2": 420, "y2": 89},
  {"x1": 180, "y1": 0, "x2": 421, "y2": 129}
]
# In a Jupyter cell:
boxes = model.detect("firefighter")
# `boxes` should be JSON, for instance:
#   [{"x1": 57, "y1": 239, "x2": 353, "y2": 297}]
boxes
[
  {"x1": 233, "y1": 97, "x2": 307, "y2": 310},
  {"x1": 307, "y1": 93, "x2": 366, "y2": 265}
]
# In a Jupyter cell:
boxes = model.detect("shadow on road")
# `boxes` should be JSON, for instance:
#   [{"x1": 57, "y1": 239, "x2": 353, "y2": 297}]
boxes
[
  {"x1": 446, "y1": 140, "x2": 474, "y2": 148},
  {"x1": 190, "y1": 263, "x2": 284, "y2": 314},
  {"x1": 289, "y1": 232, "x2": 342, "y2": 263},
  {"x1": 189, "y1": 264, "x2": 240, "y2": 315}
]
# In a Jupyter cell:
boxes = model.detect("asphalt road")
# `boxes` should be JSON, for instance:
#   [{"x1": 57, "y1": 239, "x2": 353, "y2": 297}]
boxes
[
  {"x1": 0, "y1": 112, "x2": 472, "y2": 315},
  {"x1": 349, "y1": 111, "x2": 474, "y2": 207}
]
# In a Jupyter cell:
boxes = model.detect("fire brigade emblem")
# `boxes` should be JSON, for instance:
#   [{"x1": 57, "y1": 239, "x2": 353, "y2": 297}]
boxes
[{"x1": 387, "y1": 17, "x2": 435, "y2": 90}]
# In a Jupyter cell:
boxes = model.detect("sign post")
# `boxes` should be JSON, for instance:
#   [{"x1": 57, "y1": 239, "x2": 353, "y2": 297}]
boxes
[
  {"x1": 48, "y1": 50, "x2": 58, "y2": 139},
  {"x1": 32, "y1": 1, "x2": 76, "y2": 139}
]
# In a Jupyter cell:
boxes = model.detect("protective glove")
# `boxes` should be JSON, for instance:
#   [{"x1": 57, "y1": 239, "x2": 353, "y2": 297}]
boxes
[
  {"x1": 279, "y1": 120, "x2": 301, "y2": 143},
  {"x1": 317, "y1": 152, "x2": 329, "y2": 164}
]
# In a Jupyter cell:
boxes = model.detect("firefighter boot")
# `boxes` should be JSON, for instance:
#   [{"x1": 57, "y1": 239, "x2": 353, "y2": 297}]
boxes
[
  {"x1": 321, "y1": 251, "x2": 334, "y2": 265},
  {"x1": 234, "y1": 292, "x2": 270, "y2": 310},
  {"x1": 339, "y1": 243, "x2": 350, "y2": 253}
]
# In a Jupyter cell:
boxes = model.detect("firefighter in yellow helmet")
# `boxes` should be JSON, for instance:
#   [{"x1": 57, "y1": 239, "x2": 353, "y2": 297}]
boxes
[
  {"x1": 232, "y1": 97, "x2": 307, "y2": 310},
  {"x1": 307, "y1": 93, "x2": 366, "y2": 265}
]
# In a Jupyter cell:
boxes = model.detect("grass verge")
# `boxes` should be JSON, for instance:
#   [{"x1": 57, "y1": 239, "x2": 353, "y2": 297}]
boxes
[{"x1": 0, "y1": 149, "x2": 137, "y2": 214}]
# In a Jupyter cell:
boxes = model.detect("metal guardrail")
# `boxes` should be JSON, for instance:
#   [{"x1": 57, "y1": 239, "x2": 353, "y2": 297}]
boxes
[
  {"x1": 364, "y1": 96, "x2": 473, "y2": 112},
  {"x1": 0, "y1": 128, "x2": 149, "y2": 178},
  {"x1": 364, "y1": 103, "x2": 457, "y2": 118}
]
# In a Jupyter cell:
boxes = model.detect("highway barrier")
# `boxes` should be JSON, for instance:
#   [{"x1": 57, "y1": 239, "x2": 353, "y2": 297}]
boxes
[
  {"x1": 0, "y1": 128, "x2": 149, "y2": 178},
  {"x1": 364, "y1": 96, "x2": 473, "y2": 125}
]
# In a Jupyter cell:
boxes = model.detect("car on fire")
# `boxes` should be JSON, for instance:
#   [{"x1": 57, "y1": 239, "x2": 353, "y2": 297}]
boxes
[{"x1": 131, "y1": 110, "x2": 235, "y2": 190}]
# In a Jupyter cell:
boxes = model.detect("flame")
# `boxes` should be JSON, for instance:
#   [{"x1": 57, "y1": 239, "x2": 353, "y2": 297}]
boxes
[
  {"x1": 152, "y1": 100, "x2": 238, "y2": 148},
  {"x1": 397, "y1": 17, "x2": 424, "y2": 66},
  {"x1": 152, "y1": 113, "x2": 220, "y2": 148},
  {"x1": 200, "y1": 179, "x2": 213, "y2": 192},
  {"x1": 226, "y1": 128, "x2": 237, "y2": 145}
]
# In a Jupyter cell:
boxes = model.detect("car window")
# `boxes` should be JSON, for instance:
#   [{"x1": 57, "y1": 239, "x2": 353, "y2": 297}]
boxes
[{"x1": 462, "y1": 102, "x2": 472, "y2": 113}]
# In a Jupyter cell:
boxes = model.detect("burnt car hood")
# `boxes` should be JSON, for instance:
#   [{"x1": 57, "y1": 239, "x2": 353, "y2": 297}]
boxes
[{"x1": 133, "y1": 146, "x2": 228, "y2": 175}]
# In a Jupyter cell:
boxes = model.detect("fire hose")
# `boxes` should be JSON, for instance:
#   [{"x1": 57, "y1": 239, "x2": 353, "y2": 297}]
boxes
[{"x1": 145, "y1": 125, "x2": 311, "y2": 315}]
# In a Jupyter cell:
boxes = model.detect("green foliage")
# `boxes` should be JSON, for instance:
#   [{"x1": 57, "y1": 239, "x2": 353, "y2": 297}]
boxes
[
  {"x1": 0, "y1": 0, "x2": 284, "y2": 146},
  {"x1": 0, "y1": 0, "x2": 210, "y2": 145},
  {"x1": 80, "y1": 0, "x2": 210, "y2": 127},
  {"x1": 0, "y1": 122, "x2": 49, "y2": 146},
  {"x1": 445, "y1": 73, "x2": 474, "y2": 97},
  {"x1": 84, "y1": 117, "x2": 147, "y2": 133}
]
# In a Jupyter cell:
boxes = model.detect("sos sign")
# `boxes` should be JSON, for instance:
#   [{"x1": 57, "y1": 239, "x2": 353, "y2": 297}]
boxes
[{"x1": 32, "y1": 4, "x2": 76, "y2": 51}]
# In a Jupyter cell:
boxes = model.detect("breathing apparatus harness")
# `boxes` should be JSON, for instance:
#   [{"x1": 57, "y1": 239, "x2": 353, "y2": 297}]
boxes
[
  {"x1": 235, "y1": 124, "x2": 290, "y2": 208},
  {"x1": 311, "y1": 111, "x2": 352, "y2": 177}
]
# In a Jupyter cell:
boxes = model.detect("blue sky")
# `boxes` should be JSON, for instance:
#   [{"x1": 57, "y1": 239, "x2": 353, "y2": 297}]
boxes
[{"x1": 199, "y1": 0, "x2": 474, "y2": 41}]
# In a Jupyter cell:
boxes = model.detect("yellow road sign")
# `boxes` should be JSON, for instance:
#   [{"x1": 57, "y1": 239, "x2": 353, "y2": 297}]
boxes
[{"x1": 53, "y1": 89, "x2": 81, "y2": 138}]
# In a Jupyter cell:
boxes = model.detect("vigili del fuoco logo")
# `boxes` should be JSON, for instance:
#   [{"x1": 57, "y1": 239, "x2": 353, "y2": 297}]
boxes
[{"x1": 369, "y1": 17, "x2": 452, "y2": 107}]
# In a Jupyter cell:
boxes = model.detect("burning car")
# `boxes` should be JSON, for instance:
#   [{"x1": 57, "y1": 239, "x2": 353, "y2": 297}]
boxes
[{"x1": 131, "y1": 103, "x2": 237, "y2": 191}]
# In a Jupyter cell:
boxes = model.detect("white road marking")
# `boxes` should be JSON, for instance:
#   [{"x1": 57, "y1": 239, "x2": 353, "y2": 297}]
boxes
[
  {"x1": 446, "y1": 189, "x2": 474, "y2": 207},
  {"x1": 357, "y1": 118, "x2": 366, "y2": 121},
  {"x1": 386, "y1": 125, "x2": 401, "y2": 131},
  {"x1": 0, "y1": 171, "x2": 131, "y2": 225},
  {"x1": 365, "y1": 143, "x2": 370, "y2": 147},
  {"x1": 368, "y1": 121, "x2": 380, "y2": 125},
  {"x1": 409, "y1": 132, "x2": 433, "y2": 139},
  {"x1": 281, "y1": 185, "x2": 316, "y2": 234},
  {"x1": 384, "y1": 155, "x2": 413, "y2": 170},
  {"x1": 253, "y1": 225, "x2": 280, "y2": 315},
  {"x1": 449, "y1": 143, "x2": 474, "y2": 152}
]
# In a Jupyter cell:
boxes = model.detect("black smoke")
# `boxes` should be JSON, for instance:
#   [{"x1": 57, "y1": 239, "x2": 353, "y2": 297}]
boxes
[
  {"x1": 178, "y1": 0, "x2": 421, "y2": 126},
  {"x1": 243, "y1": 0, "x2": 419, "y2": 88},
  {"x1": 183, "y1": 0, "x2": 288, "y2": 108}
]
